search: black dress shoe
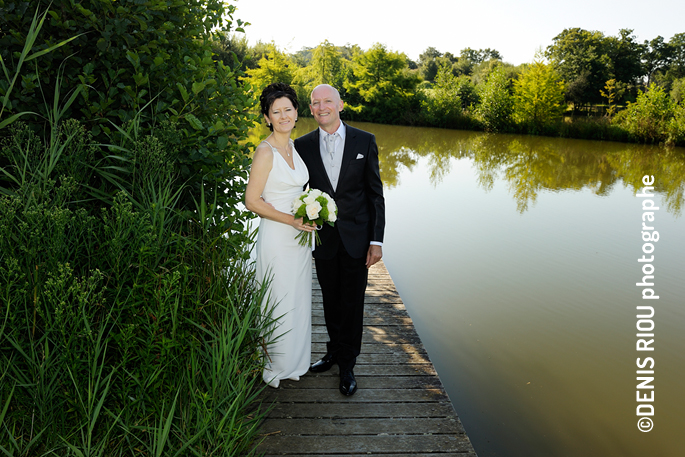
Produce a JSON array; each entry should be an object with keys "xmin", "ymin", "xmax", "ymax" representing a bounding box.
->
[
  {"xmin": 309, "ymin": 353, "xmax": 336, "ymax": 373},
  {"xmin": 339, "ymin": 370, "xmax": 357, "ymax": 396}
]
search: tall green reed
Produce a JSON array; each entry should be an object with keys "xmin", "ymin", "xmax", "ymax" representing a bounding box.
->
[{"xmin": 1, "ymin": 105, "xmax": 267, "ymax": 457}]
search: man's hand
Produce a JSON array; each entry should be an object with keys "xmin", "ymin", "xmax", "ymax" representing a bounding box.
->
[{"xmin": 366, "ymin": 244, "xmax": 382, "ymax": 269}]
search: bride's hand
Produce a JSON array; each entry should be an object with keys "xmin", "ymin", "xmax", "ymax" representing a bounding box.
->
[{"xmin": 292, "ymin": 217, "xmax": 316, "ymax": 232}]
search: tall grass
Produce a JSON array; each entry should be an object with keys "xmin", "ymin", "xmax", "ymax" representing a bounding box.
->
[
  {"xmin": 2, "ymin": 7, "xmax": 268, "ymax": 453},
  {"xmin": 0, "ymin": 115, "xmax": 269, "ymax": 455}
]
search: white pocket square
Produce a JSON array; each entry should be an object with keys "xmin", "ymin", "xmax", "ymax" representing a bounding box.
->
[{"xmin": 356, "ymin": 154, "xmax": 364, "ymax": 159}]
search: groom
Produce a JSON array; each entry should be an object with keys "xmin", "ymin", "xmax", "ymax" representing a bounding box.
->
[{"xmin": 294, "ymin": 84, "xmax": 385, "ymax": 396}]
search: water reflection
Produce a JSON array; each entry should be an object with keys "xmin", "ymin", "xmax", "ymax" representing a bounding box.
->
[{"xmin": 361, "ymin": 120, "xmax": 685, "ymax": 216}]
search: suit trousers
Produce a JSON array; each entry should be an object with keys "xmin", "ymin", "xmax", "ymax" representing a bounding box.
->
[{"xmin": 315, "ymin": 243, "xmax": 368, "ymax": 372}]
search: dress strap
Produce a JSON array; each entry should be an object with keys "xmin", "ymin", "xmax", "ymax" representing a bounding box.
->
[
  {"xmin": 263, "ymin": 139, "xmax": 293, "ymax": 149},
  {"xmin": 262, "ymin": 140, "xmax": 277, "ymax": 151}
]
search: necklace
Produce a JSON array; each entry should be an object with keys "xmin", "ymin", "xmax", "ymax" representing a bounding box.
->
[{"xmin": 269, "ymin": 137, "xmax": 291, "ymax": 157}]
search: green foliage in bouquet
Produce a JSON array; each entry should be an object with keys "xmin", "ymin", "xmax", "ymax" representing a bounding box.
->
[{"xmin": 292, "ymin": 189, "xmax": 337, "ymax": 246}]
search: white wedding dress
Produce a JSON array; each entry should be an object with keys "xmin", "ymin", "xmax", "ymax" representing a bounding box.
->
[{"xmin": 255, "ymin": 140, "xmax": 311, "ymax": 388}]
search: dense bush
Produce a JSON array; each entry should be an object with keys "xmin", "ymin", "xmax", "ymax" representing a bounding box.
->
[
  {"xmin": 667, "ymin": 103, "xmax": 685, "ymax": 145},
  {"xmin": 613, "ymin": 84, "xmax": 674, "ymax": 143},
  {"xmin": 0, "ymin": 0, "xmax": 255, "ymax": 234},
  {"xmin": 0, "ymin": 120, "xmax": 269, "ymax": 455},
  {"xmin": 418, "ymin": 65, "xmax": 462, "ymax": 128},
  {"xmin": 1, "ymin": 2, "xmax": 269, "ymax": 455},
  {"xmin": 476, "ymin": 66, "xmax": 514, "ymax": 132}
]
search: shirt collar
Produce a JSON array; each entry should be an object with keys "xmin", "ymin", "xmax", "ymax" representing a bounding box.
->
[{"xmin": 319, "ymin": 122, "xmax": 346, "ymax": 142}]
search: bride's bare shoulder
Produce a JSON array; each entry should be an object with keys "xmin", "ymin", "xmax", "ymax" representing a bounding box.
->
[{"xmin": 252, "ymin": 142, "xmax": 274, "ymax": 165}]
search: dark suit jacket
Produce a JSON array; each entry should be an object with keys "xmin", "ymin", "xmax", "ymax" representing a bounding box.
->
[{"xmin": 294, "ymin": 123, "xmax": 385, "ymax": 260}]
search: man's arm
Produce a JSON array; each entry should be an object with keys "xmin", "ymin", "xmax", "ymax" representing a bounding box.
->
[
  {"xmin": 364, "ymin": 133, "xmax": 385, "ymax": 244},
  {"xmin": 365, "ymin": 133, "xmax": 385, "ymax": 268}
]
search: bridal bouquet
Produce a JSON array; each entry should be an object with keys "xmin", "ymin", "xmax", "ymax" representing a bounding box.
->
[{"xmin": 292, "ymin": 188, "xmax": 337, "ymax": 247}]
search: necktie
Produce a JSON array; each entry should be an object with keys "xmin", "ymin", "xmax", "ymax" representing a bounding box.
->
[{"xmin": 325, "ymin": 133, "xmax": 337, "ymax": 162}]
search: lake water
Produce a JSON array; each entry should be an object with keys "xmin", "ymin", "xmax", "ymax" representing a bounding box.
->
[{"xmin": 286, "ymin": 118, "xmax": 685, "ymax": 457}]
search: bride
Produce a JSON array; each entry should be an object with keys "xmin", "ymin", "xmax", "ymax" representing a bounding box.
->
[{"xmin": 245, "ymin": 83, "xmax": 315, "ymax": 388}]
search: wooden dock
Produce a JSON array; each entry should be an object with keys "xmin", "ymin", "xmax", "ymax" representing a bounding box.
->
[{"xmin": 255, "ymin": 260, "xmax": 478, "ymax": 456}]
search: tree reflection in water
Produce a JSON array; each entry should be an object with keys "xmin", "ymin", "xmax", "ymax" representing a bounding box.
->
[
  {"xmin": 362, "ymin": 121, "xmax": 685, "ymax": 216},
  {"xmin": 251, "ymin": 117, "xmax": 684, "ymax": 216}
]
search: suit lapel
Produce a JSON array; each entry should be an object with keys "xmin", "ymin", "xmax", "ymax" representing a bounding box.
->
[{"xmin": 338, "ymin": 123, "xmax": 357, "ymax": 187}]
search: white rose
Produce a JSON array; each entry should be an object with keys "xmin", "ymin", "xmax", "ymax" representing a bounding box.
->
[
  {"xmin": 309, "ymin": 189, "xmax": 322, "ymax": 199},
  {"xmin": 303, "ymin": 194, "xmax": 316, "ymax": 205},
  {"xmin": 327, "ymin": 206, "xmax": 337, "ymax": 222},
  {"xmin": 292, "ymin": 199, "xmax": 302, "ymax": 214},
  {"xmin": 306, "ymin": 201, "xmax": 322, "ymax": 220}
]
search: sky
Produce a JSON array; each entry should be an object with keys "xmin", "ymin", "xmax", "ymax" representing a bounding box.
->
[{"xmin": 230, "ymin": 0, "xmax": 685, "ymax": 65}]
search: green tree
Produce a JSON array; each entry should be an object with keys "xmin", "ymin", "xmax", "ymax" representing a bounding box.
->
[
  {"xmin": 513, "ymin": 59, "xmax": 566, "ymax": 129},
  {"xmin": 668, "ymin": 33, "xmax": 685, "ymax": 79},
  {"xmin": 295, "ymin": 40, "xmax": 346, "ymax": 92},
  {"xmin": 600, "ymin": 79, "xmax": 626, "ymax": 117},
  {"xmin": 455, "ymin": 75, "xmax": 480, "ymax": 109},
  {"xmin": 605, "ymin": 29, "xmax": 645, "ymax": 99},
  {"xmin": 242, "ymin": 43, "xmax": 295, "ymax": 89},
  {"xmin": 418, "ymin": 47, "xmax": 443, "ymax": 81},
  {"xmin": 476, "ymin": 66, "xmax": 514, "ymax": 132},
  {"xmin": 454, "ymin": 47, "xmax": 503, "ymax": 77},
  {"xmin": 211, "ymin": 32, "xmax": 259, "ymax": 71},
  {"xmin": 653, "ymin": 33, "xmax": 685, "ymax": 88},
  {"xmin": 546, "ymin": 28, "xmax": 613, "ymax": 106},
  {"xmin": 344, "ymin": 43, "xmax": 420, "ymax": 124},
  {"xmin": 291, "ymin": 46, "xmax": 314, "ymax": 67},
  {"xmin": 671, "ymin": 77, "xmax": 685, "ymax": 104},
  {"xmin": 422, "ymin": 63, "xmax": 462, "ymax": 127},
  {"xmin": 292, "ymin": 40, "xmax": 348, "ymax": 116},
  {"xmin": 470, "ymin": 59, "xmax": 518, "ymax": 87},
  {"xmin": 642, "ymin": 36, "xmax": 673, "ymax": 85}
]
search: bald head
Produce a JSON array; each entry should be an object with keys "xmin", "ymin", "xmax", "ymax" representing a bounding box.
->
[
  {"xmin": 311, "ymin": 84, "xmax": 341, "ymax": 103},
  {"xmin": 310, "ymin": 84, "xmax": 344, "ymax": 133}
]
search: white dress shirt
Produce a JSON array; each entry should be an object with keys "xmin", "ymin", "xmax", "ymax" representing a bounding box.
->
[{"xmin": 318, "ymin": 123, "xmax": 346, "ymax": 192}]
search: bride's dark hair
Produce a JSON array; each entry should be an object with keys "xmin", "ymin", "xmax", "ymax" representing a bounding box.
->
[{"xmin": 260, "ymin": 82, "xmax": 299, "ymax": 131}]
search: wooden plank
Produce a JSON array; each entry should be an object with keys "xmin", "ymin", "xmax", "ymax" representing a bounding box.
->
[
  {"xmin": 338, "ymin": 364, "xmax": 438, "ymax": 376},
  {"xmin": 313, "ymin": 306, "xmax": 412, "ymax": 319},
  {"xmin": 276, "ymin": 375, "xmax": 442, "ymax": 390},
  {"xmin": 256, "ymin": 435, "xmax": 475, "ymax": 454},
  {"xmin": 265, "ymin": 401, "xmax": 457, "ymax": 419},
  {"xmin": 264, "ymin": 387, "xmax": 449, "ymax": 403},
  {"xmin": 313, "ymin": 332, "xmax": 422, "ymax": 345},
  {"xmin": 312, "ymin": 325, "xmax": 418, "ymax": 336},
  {"xmin": 311, "ymin": 342, "xmax": 427, "ymax": 354},
  {"xmin": 313, "ymin": 296, "xmax": 404, "ymax": 304},
  {"xmin": 262, "ymin": 454, "xmax": 478, "ymax": 457},
  {"xmin": 260, "ymin": 417, "xmax": 467, "ymax": 435},
  {"xmin": 309, "ymin": 350, "xmax": 433, "ymax": 364},
  {"xmin": 322, "ymin": 352, "xmax": 434, "ymax": 365},
  {"xmin": 313, "ymin": 315, "xmax": 415, "ymax": 326}
]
